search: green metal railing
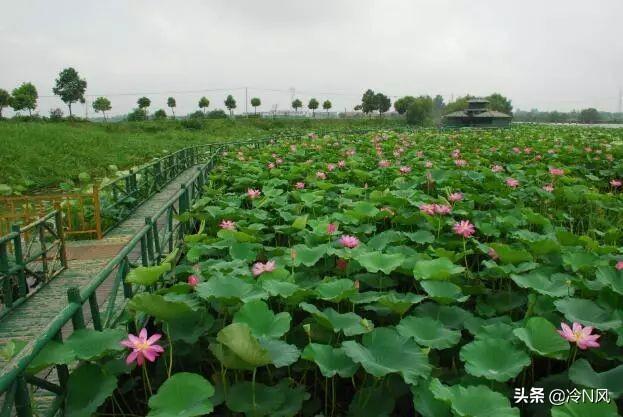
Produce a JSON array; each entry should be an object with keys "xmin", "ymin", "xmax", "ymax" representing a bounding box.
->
[{"xmin": 0, "ymin": 211, "xmax": 67, "ymax": 318}]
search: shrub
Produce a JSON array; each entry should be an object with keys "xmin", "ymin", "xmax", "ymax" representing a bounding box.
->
[
  {"xmin": 126, "ymin": 108, "xmax": 148, "ymax": 122},
  {"xmin": 49, "ymin": 108, "xmax": 64, "ymax": 121}
]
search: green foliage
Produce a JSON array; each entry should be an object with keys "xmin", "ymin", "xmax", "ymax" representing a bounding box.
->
[
  {"xmin": 291, "ymin": 98, "xmax": 302, "ymax": 112},
  {"xmin": 394, "ymin": 96, "xmax": 416, "ymax": 115},
  {"xmin": 579, "ymin": 107, "xmax": 600, "ymax": 123},
  {"xmin": 53, "ymin": 67, "xmax": 87, "ymax": 117},
  {"xmin": 127, "ymin": 107, "xmax": 148, "ymax": 121},
  {"xmin": 92, "ymin": 97, "xmax": 112, "ymax": 121},
  {"xmin": 11, "ymin": 82, "xmax": 38, "ymax": 116},
  {"xmin": 487, "ymin": 92, "xmax": 513, "ymax": 114},
  {"xmin": 375, "ymin": 92, "xmax": 391, "ymax": 116},
  {"xmin": 250, "ymin": 97, "xmax": 261, "ymax": 113},
  {"xmin": 224, "ymin": 94, "xmax": 237, "ymax": 115},
  {"xmin": 167, "ymin": 97, "xmax": 176, "ymax": 117},
  {"xmin": 322, "ymin": 99, "xmax": 332, "ymax": 112},
  {"xmin": 361, "ymin": 89, "xmax": 377, "ymax": 114},
  {"xmin": 0, "ymin": 88, "xmax": 10, "ymax": 118},
  {"xmin": 307, "ymin": 98, "xmax": 319, "ymax": 116},
  {"xmin": 405, "ymin": 95, "xmax": 434, "ymax": 125},
  {"xmin": 152, "ymin": 109, "xmax": 167, "ymax": 120},
  {"xmin": 198, "ymin": 96, "xmax": 210, "ymax": 112},
  {"xmin": 137, "ymin": 96, "xmax": 151, "ymax": 110},
  {"xmin": 147, "ymin": 373, "xmax": 215, "ymax": 417}
]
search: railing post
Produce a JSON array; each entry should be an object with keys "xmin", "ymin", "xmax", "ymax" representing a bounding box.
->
[
  {"xmin": 14, "ymin": 376, "xmax": 33, "ymax": 417},
  {"xmin": 0, "ymin": 240, "xmax": 13, "ymax": 308},
  {"xmin": 140, "ymin": 235, "xmax": 149, "ymax": 267},
  {"xmin": 156, "ymin": 161, "xmax": 163, "ymax": 189},
  {"xmin": 145, "ymin": 217, "xmax": 156, "ymax": 264},
  {"xmin": 67, "ymin": 287, "xmax": 85, "ymax": 330},
  {"xmin": 38, "ymin": 222, "xmax": 48, "ymax": 280},
  {"xmin": 178, "ymin": 184, "xmax": 190, "ymax": 237},
  {"xmin": 92, "ymin": 184, "xmax": 103, "ymax": 240},
  {"xmin": 89, "ymin": 292, "xmax": 103, "ymax": 331},
  {"xmin": 54, "ymin": 208, "xmax": 68, "ymax": 269},
  {"xmin": 10, "ymin": 225, "xmax": 28, "ymax": 298},
  {"xmin": 53, "ymin": 331, "xmax": 69, "ymax": 390},
  {"xmin": 167, "ymin": 207, "xmax": 174, "ymax": 253},
  {"xmin": 147, "ymin": 217, "xmax": 162, "ymax": 261}
]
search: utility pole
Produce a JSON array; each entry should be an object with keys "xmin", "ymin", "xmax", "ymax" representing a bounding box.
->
[{"xmin": 245, "ymin": 87, "xmax": 248, "ymax": 116}]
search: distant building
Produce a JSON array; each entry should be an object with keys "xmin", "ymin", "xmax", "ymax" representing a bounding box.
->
[{"xmin": 443, "ymin": 98, "xmax": 512, "ymax": 128}]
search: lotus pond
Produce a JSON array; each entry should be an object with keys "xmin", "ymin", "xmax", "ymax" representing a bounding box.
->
[{"xmin": 25, "ymin": 126, "xmax": 623, "ymax": 416}]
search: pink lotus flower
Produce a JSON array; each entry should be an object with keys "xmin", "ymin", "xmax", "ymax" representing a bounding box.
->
[
  {"xmin": 327, "ymin": 223, "xmax": 337, "ymax": 234},
  {"xmin": 378, "ymin": 159, "xmax": 391, "ymax": 168},
  {"xmin": 252, "ymin": 260, "xmax": 276, "ymax": 277},
  {"xmin": 267, "ymin": 162, "xmax": 275, "ymax": 169},
  {"xmin": 506, "ymin": 178, "xmax": 520, "ymax": 188},
  {"xmin": 247, "ymin": 189, "xmax": 261, "ymax": 199},
  {"xmin": 491, "ymin": 165, "xmax": 504, "ymax": 173},
  {"xmin": 295, "ymin": 182, "xmax": 305, "ymax": 189},
  {"xmin": 524, "ymin": 147, "xmax": 532, "ymax": 154},
  {"xmin": 316, "ymin": 171, "xmax": 327, "ymax": 180},
  {"xmin": 275, "ymin": 158, "xmax": 283, "ymax": 165},
  {"xmin": 120, "ymin": 328, "xmax": 164, "ymax": 366},
  {"xmin": 425, "ymin": 161, "xmax": 433, "ymax": 168},
  {"xmin": 448, "ymin": 192, "xmax": 463, "ymax": 203},
  {"xmin": 610, "ymin": 179, "xmax": 622, "ymax": 188},
  {"xmin": 549, "ymin": 168, "xmax": 564, "ymax": 176},
  {"xmin": 535, "ymin": 154, "xmax": 542, "ymax": 160},
  {"xmin": 453, "ymin": 220, "xmax": 475, "ymax": 238},
  {"xmin": 399, "ymin": 166, "xmax": 412, "ymax": 175},
  {"xmin": 558, "ymin": 322, "xmax": 600, "ymax": 350},
  {"xmin": 219, "ymin": 220, "xmax": 236, "ymax": 230},
  {"xmin": 336, "ymin": 258, "xmax": 348, "ymax": 270},
  {"xmin": 543, "ymin": 184, "xmax": 554, "ymax": 193},
  {"xmin": 454, "ymin": 159, "xmax": 467, "ymax": 167},
  {"xmin": 327, "ymin": 163, "xmax": 336, "ymax": 171},
  {"xmin": 187, "ymin": 275, "xmax": 199, "ymax": 287},
  {"xmin": 339, "ymin": 235, "xmax": 360, "ymax": 248},
  {"xmin": 419, "ymin": 203, "xmax": 437, "ymax": 216},
  {"xmin": 434, "ymin": 204, "xmax": 452, "ymax": 215},
  {"xmin": 512, "ymin": 147, "xmax": 521, "ymax": 154},
  {"xmin": 615, "ymin": 261, "xmax": 623, "ymax": 270},
  {"xmin": 290, "ymin": 144, "xmax": 297, "ymax": 152},
  {"xmin": 417, "ymin": 151, "xmax": 424, "ymax": 158},
  {"xmin": 338, "ymin": 160, "xmax": 346, "ymax": 168}
]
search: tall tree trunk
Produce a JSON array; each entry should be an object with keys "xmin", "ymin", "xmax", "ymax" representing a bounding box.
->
[
  {"xmin": 103, "ymin": 111, "xmax": 107, "ymax": 122},
  {"xmin": 69, "ymin": 103, "xmax": 72, "ymax": 117}
]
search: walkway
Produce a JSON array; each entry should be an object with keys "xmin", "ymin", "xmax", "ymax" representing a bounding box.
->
[{"xmin": 0, "ymin": 166, "xmax": 199, "ymax": 372}]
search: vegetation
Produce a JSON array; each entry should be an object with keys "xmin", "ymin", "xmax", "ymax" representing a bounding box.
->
[
  {"xmin": 225, "ymin": 95, "xmax": 237, "ymax": 116},
  {"xmin": 251, "ymin": 97, "xmax": 261, "ymax": 114},
  {"xmin": 199, "ymin": 96, "xmax": 210, "ymax": 113},
  {"xmin": 52, "ymin": 67, "xmax": 87, "ymax": 117},
  {"xmin": 323, "ymin": 99, "xmax": 332, "ymax": 114},
  {"xmin": 308, "ymin": 98, "xmax": 319, "ymax": 116},
  {"xmin": 405, "ymin": 96, "xmax": 434, "ymax": 126},
  {"xmin": 11, "ymin": 82, "xmax": 38, "ymax": 116},
  {"xmin": 167, "ymin": 97, "xmax": 177, "ymax": 118},
  {"xmin": 0, "ymin": 89, "xmax": 10, "ymax": 118},
  {"xmin": 0, "ymin": 118, "xmax": 405, "ymax": 193},
  {"xmin": 21, "ymin": 126, "xmax": 623, "ymax": 417},
  {"xmin": 292, "ymin": 98, "xmax": 302, "ymax": 112},
  {"xmin": 444, "ymin": 93, "xmax": 513, "ymax": 115},
  {"xmin": 92, "ymin": 97, "xmax": 112, "ymax": 121}
]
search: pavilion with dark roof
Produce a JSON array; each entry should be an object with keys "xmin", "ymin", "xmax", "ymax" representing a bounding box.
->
[{"xmin": 443, "ymin": 98, "xmax": 512, "ymax": 128}]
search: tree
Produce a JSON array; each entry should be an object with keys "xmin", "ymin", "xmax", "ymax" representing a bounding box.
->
[
  {"xmin": 394, "ymin": 96, "xmax": 416, "ymax": 115},
  {"xmin": 375, "ymin": 93, "xmax": 391, "ymax": 117},
  {"xmin": 579, "ymin": 108, "xmax": 600, "ymax": 123},
  {"xmin": 92, "ymin": 97, "xmax": 111, "ymax": 121},
  {"xmin": 250, "ymin": 97, "xmax": 261, "ymax": 114},
  {"xmin": 361, "ymin": 89, "xmax": 377, "ymax": 115},
  {"xmin": 153, "ymin": 109, "xmax": 167, "ymax": 120},
  {"xmin": 487, "ymin": 93, "xmax": 513, "ymax": 114},
  {"xmin": 406, "ymin": 96, "xmax": 434, "ymax": 126},
  {"xmin": 354, "ymin": 104, "xmax": 363, "ymax": 111},
  {"xmin": 308, "ymin": 98, "xmax": 319, "ymax": 117},
  {"xmin": 11, "ymin": 82, "xmax": 38, "ymax": 116},
  {"xmin": 444, "ymin": 95, "xmax": 472, "ymax": 114},
  {"xmin": 167, "ymin": 97, "xmax": 176, "ymax": 118},
  {"xmin": 225, "ymin": 95, "xmax": 237, "ymax": 116},
  {"xmin": 49, "ymin": 108, "xmax": 64, "ymax": 121},
  {"xmin": 127, "ymin": 108, "xmax": 148, "ymax": 121},
  {"xmin": 433, "ymin": 95, "xmax": 446, "ymax": 113},
  {"xmin": 198, "ymin": 97, "xmax": 210, "ymax": 114},
  {"xmin": 137, "ymin": 97, "xmax": 151, "ymax": 118},
  {"xmin": 292, "ymin": 98, "xmax": 302, "ymax": 113},
  {"xmin": 53, "ymin": 68, "xmax": 87, "ymax": 117},
  {"xmin": 0, "ymin": 89, "xmax": 10, "ymax": 118},
  {"xmin": 323, "ymin": 100, "xmax": 332, "ymax": 115}
]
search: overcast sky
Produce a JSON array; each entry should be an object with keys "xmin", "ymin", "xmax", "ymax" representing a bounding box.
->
[{"xmin": 1, "ymin": 0, "xmax": 622, "ymax": 117}]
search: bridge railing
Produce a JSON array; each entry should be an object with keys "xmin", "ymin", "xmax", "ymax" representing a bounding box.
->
[{"xmin": 0, "ymin": 210, "xmax": 67, "ymax": 319}]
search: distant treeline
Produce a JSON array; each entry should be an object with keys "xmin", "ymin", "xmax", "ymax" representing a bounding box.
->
[{"xmin": 513, "ymin": 109, "xmax": 623, "ymax": 124}]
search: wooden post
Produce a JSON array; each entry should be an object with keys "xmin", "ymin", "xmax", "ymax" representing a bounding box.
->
[
  {"xmin": 10, "ymin": 225, "xmax": 28, "ymax": 298},
  {"xmin": 145, "ymin": 218, "xmax": 155, "ymax": 264},
  {"xmin": 140, "ymin": 235, "xmax": 149, "ymax": 267},
  {"xmin": 92, "ymin": 185, "xmax": 103, "ymax": 240},
  {"xmin": 88, "ymin": 292, "xmax": 102, "ymax": 331},
  {"xmin": 38, "ymin": 222, "xmax": 48, "ymax": 279},
  {"xmin": 54, "ymin": 208, "xmax": 67, "ymax": 269},
  {"xmin": 67, "ymin": 287, "xmax": 85, "ymax": 330},
  {"xmin": 14, "ymin": 376, "xmax": 33, "ymax": 417},
  {"xmin": 0, "ymin": 241, "xmax": 13, "ymax": 308}
]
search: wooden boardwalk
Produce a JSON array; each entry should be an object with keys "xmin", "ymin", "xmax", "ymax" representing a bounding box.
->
[{"xmin": 0, "ymin": 167, "xmax": 199, "ymax": 374}]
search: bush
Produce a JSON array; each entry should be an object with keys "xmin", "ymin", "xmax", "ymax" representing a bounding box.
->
[
  {"xmin": 49, "ymin": 108, "xmax": 64, "ymax": 121},
  {"xmin": 152, "ymin": 109, "xmax": 167, "ymax": 120},
  {"xmin": 206, "ymin": 109, "xmax": 228, "ymax": 119},
  {"xmin": 406, "ymin": 96, "xmax": 434, "ymax": 126},
  {"xmin": 180, "ymin": 118, "xmax": 203, "ymax": 130},
  {"xmin": 187, "ymin": 110, "xmax": 205, "ymax": 120},
  {"xmin": 126, "ymin": 108, "xmax": 148, "ymax": 122}
]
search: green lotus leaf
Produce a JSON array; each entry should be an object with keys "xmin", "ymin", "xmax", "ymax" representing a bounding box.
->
[
  {"xmin": 595, "ymin": 266, "xmax": 623, "ymax": 295},
  {"xmin": 216, "ymin": 323, "xmax": 271, "ymax": 367},
  {"xmin": 413, "ymin": 257, "xmax": 465, "ymax": 280},
  {"xmin": 355, "ymin": 251, "xmax": 406, "ymax": 274},
  {"xmin": 397, "ymin": 316, "xmax": 461, "ymax": 349},
  {"xmin": 126, "ymin": 262, "xmax": 171, "ymax": 285},
  {"xmin": 569, "ymin": 359, "xmax": 623, "ymax": 398},
  {"xmin": 554, "ymin": 298, "xmax": 622, "ymax": 330},
  {"xmin": 348, "ymin": 386, "xmax": 396, "ymax": 417},
  {"xmin": 229, "ymin": 242, "xmax": 260, "ymax": 261},
  {"xmin": 404, "ymin": 230, "xmax": 435, "ymax": 245},
  {"xmin": 489, "ymin": 243, "xmax": 533, "ymax": 265},
  {"xmin": 550, "ymin": 401, "xmax": 619, "ymax": 417},
  {"xmin": 411, "ymin": 384, "xmax": 451, "ymax": 417},
  {"xmin": 65, "ymin": 328, "xmax": 126, "ymax": 360},
  {"xmin": 147, "ymin": 372, "xmax": 215, "ymax": 417},
  {"xmin": 66, "ymin": 364, "xmax": 117, "ymax": 417},
  {"xmin": 368, "ymin": 291, "xmax": 426, "ymax": 315},
  {"xmin": 165, "ymin": 309, "xmax": 214, "ymax": 343},
  {"xmin": 226, "ymin": 380, "xmax": 308, "ymax": 417},
  {"xmin": 196, "ymin": 275, "xmax": 262, "ymax": 302},
  {"xmin": 413, "ymin": 303, "xmax": 473, "ymax": 329},
  {"xmin": 260, "ymin": 279, "xmax": 300, "ymax": 298},
  {"xmin": 511, "ymin": 270, "xmax": 572, "ymax": 298},
  {"xmin": 301, "ymin": 343, "xmax": 359, "ymax": 378},
  {"xmin": 420, "ymin": 280, "xmax": 467, "ymax": 304},
  {"xmin": 128, "ymin": 293, "xmax": 195, "ymax": 321},
  {"xmin": 342, "ymin": 327, "xmax": 431, "ymax": 384},
  {"xmin": 460, "ymin": 338, "xmax": 531, "ymax": 382},
  {"xmin": 259, "ymin": 338, "xmax": 300, "ymax": 367},
  {"xmin": 291, "ymin": 214, "xmax": 308, "ymax": 230},
  {"xmin": 367, "ymin": 230, "xmax": 406, "ymax": 250},
  {"xmin": 562, "ymin": 251, "xmax": 599, "ymax": 272},
  {"xmin": 300, "ymin": 302, "xmax": 373, "ymax": 336},
  {"xmin": 429, "ymin": 378, "xmax": 520, "ymax": 417},
  {"xmin": 233, "ymin": 300, "xmax": 291, "ymax": 338},
  {"xmin": 315, "ymin": 279, "xmax": 357, "ymax": 302},
  {"xmin": 291, "ymin": 243, "xmax": 328, "ymax": 267},
  {"xmin": 28, "ymin": 341, "xmax": 76, "ymax": 373},
  {"xmin": 513, "ymin": 317, "xmax": 570, "ymax": 359}
]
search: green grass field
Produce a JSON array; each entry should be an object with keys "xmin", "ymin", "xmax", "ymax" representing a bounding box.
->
[{"xmin": 0, "ymin": 118, "xmax": 405, "ymax": 193}]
